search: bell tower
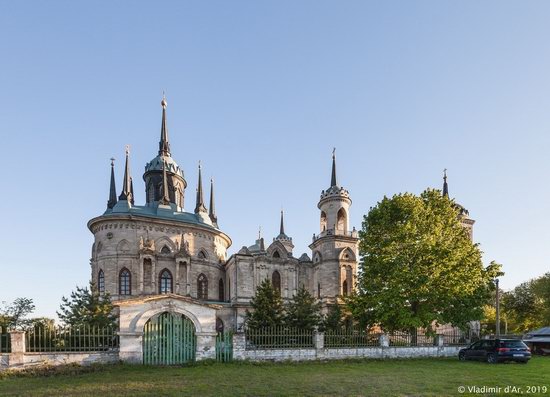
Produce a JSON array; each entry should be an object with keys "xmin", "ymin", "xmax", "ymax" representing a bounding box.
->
[{"xmin": 309, "ymin": 149, "xmax": 359, "ymax": 306}]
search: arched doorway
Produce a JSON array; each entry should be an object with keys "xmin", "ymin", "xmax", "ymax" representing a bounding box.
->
[{"xmin": 143, "ymin": 311, "xmax": 196, "ymax": 365}]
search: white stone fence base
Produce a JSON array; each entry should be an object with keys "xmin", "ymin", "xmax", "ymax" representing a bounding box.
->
[
  {"xmin": 232, "ymin": 332, "xmax": 465, "ymax": 362},
  {"xmin": 1, "ymin": 330, "xmax": 118, "ymax": 370}
]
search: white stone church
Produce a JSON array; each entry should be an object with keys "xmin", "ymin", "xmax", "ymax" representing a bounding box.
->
[{"xmin": 88, "ymin": 97, "xmax": 364, "ymax": 336}]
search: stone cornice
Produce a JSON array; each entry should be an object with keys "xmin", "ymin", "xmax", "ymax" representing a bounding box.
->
[{"xmin": 88, "ymin": 214, "xmax": 232, "ymax": 247}]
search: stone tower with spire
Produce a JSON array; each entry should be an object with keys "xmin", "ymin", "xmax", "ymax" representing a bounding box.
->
[
  {"xmin": 309, "ymin": 149, "xmax": 359, "ymax": 307},
  {"xmin": 143, "ymin": 96, "xmax": 187, "ymax": 211},
  {"xmin": 442, "ymin": 169, "xmax": 475, "ymax": 240}
]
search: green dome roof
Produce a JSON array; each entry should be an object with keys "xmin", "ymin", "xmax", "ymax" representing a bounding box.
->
[{"xmin": 144, "ymin": 155, "xmax": 184, "ymax": 179}]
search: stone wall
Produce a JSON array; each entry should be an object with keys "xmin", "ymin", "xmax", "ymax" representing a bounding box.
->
[
  {"xmin": 232, "ymin": 333, "xmax": 464, "ymax": 362},
  {"xmin": 1, "ymin": 352, "xmax": 119, "ymax": 369}
]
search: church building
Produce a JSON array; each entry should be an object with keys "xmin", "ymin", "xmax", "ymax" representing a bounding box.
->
[{"xmin": 87, "ymin": 96, "xmax": 361, "ymax": 332}]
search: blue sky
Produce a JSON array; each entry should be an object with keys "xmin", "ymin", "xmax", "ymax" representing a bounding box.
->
[{"xmin": 1, "ymin": 1, "xmax": 549, "ymax": 319}]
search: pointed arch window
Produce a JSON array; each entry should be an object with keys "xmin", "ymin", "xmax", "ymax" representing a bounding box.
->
[
  {"xmin": 218, "ymin": 278, "xmax": 225, "ymax": 301},
  {"xmin": 342, "ymin": 280, "xmax": 348, "ymax": 296},
  {"xmin": 197, "ymin": 273, "xmax": 208, "ymax": 300},
  {"xmin": 337, "ymin": 208, "xmax": 347, "ymax": 232},
  {"xmin": 161, "ymin": 245, "xmax": 171, "ymax": 255},
  {"xmin": 198, "ymin": 250, "xmax": 207, "ymax": 260},
  {"xmin": 119, "ymin": 268, "xmax": 131, "ymax": 296},
  {"xmin": 159, "ymin": 269, "xmax": 173, "ymax": 294},
  {"xmin": 272, "ymin": 271, "xmax": 281, "ymax": 295},
  {"xmin": 273, "ymin": 250, "xmax": 281, "ymax": 259},
  {"xmin": 98, "ymin": 269, "xmax": 105, "ymax": 295},
  {"xmin": 320, "ymin": 211, "xmax": 327, "ymax": 232}
]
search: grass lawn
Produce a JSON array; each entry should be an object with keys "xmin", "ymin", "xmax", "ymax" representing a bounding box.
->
[{"xmin": 0, "ymin": 357, "xmax": 549, "ymax": 397}]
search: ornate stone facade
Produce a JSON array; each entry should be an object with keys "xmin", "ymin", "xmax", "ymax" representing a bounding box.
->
[{"xmin": 88, "ymin": 97, "xmax": 472, "ymax": 332}]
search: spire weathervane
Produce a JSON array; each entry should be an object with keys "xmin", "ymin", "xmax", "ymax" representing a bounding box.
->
[
  {"xmin": 331, "ymin": 147, "xmax": 338, "ymax": 187},
  {"xmin": 443, "ymin": 168, "xmax": 449, "ymax": 197},
  {"xmin": 159, "ymin": 93, "xmax": 170, "ymax": 156},
  {"xmin": 107, "ymin": 157, "xmax": 118, "ymax": 209}
]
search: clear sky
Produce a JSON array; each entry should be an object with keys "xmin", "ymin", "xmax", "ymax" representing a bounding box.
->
[{"xmin": 1, "ymin": 1, "xmax": 549, "ymax": 319}]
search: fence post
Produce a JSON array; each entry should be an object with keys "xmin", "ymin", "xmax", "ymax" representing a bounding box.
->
[
  {"xmin": 8, "ymin": 330, "xmax": 26, "ymax": 367},
  {"xmin": 232, "ymin": 332, "xmax": 246, "ymax": 360},
  {"xmin": 379, "ymin": 334, "xmax": 389, "ymax": 347},
  {"xmin": 314, "ymin": 331, "xmax": 325, "ymax": 360},
  {"xmin": 435, "ymin": 334, "xmax": 444, "ymax": 347}
]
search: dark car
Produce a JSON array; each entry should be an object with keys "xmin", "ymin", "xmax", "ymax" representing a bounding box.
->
[{"xmin": 458, "ymin": 339, "xmax": 531, "ymax": 363}]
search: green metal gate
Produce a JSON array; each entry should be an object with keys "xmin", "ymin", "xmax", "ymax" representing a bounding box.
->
[
  {"xmin": 216, "ymin": 331, "xmax": 233, "ymax": 362},
  {"xmin": 143, "ymin": 312, "xmax": 196, "ymax": 365}
]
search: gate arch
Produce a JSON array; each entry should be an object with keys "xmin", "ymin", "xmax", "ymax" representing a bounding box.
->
[{"xmin": 143, "ymin": 311, "xmax": 196, "ymax": 365}]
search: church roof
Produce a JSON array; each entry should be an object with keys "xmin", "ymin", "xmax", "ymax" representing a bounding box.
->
[
  {"xmin": 144, "ymin": 154, "xmax": 184, "ymax": 178},
  {"xmin": 102, "ymin": 203, "xmax": 219, "ymax": 230}
]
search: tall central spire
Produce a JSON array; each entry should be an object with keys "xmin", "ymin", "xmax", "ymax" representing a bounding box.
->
[
  {"xmin": 119, "ymin": 146, "xmax": 133, "ymax": 203},
  {"xmin": 158, "ymin": 94, "xmax": 171, "ymax": 157},
  {"xmin": 279, "ymin": 210, "xmax": 285, "ymax": 235},
  {"xmin": 331, "ymin": 148, "xmax": 338, "ymax": 187},
  {"xmin": 443, "ymin": 168, "xmax": 449, "ymax": 197},
  {"xmin": 195, "ymin": 161, "xmax": 207, "ymax": 213},
  {"xmin": 107, "ymin": 158, "xmax": 117, "ymax": 209}
]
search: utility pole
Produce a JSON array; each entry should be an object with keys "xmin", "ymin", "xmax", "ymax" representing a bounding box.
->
[{"xmin": 495, "ymin": 278, "xmax": 500, "ymax": 337}]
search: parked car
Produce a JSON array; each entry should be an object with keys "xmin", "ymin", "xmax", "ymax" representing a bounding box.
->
[{"xmin": 458, "ymin": 339, "xmax": 531, "ymax": 363}]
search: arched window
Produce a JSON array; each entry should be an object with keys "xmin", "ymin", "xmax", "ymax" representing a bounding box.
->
[
  {"xmin": 342, "ymin": 280, "xmax": 348, "ymax": 296},
  {"xmin": 119, "ymin": 268, "xmax": 131, "ymax": 296},
  {"xmin": 197, "ymin": 274, "xmax": 208, "ymax": 299},
  {"xmin": 98, "ymin": 269, "xmax": 105, "ymax": 294},
  {"xmin": 147, "ymin": 181, "xmax": 155, "ymax": 203},
  {"xmin": 320, "ymin": 211, "xmax": 327, "ymax": 231},
  {"xmin": 218, "ymin": 278, "xmax": 225, "ymax": 301},
  {"xmin": 337, "ymin": 208, "xmax": 347, "ymax": 232},
  {"xmin": 159, "ymin": 269, "xmax": 173, "ymax": 294},
  {"xmin": 272, "ymin": 271, "xmax": 281, "ymax": 295},
  {"xmin": 216, "ymin": 317, "xmax": 224, "ymax": 333},
  {"xmin": 161, "ymin": 245, "xmax": 171, "ymax": 255},
  {"xmin": 228, "ymin": 277, "xmax": 231, "ymax": 301},
  {"xmin": 272, "ymin": 250, "xmax": 280, "ymax": 258},
  {"xmin": 198, "ymin": 250, "xmax": 207, "ymax": 260}
]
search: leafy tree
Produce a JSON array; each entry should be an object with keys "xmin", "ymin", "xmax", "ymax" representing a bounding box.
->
[
  {"xmin": 57, "ymin": 283, "xmax": 117, "ymax": 328},
  {"xmin": 0, "ymin": 297, "xmax": 35, "ymax": 330},
  {"xmin": 245, "ymin": 279, "xmax": 284, "ymax": 329},
  {"xmin": 349, "ymin": 189, "xmax": 502, "ymax": 334},
  {"xmin": 284, "ymin": 285, "xmax": 321, "ymax": 331},
  {"xmin": 502, "ymin": 273, "xmax": 550, "ymax": 333}
]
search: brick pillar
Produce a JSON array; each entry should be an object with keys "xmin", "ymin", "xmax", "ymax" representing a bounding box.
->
[
  {"xmin": 232, "ymin": 332, "xmax": 246, "ymax": 360},
  {"xmin": 314, "ymin": 331, "xmax": 324, "ymax": 350},
  {"xmin": 196, "ymin": 332, "xmax": 217, "ymax": 361},
  {"xmin": 9, "ymin": 331, "xmax": 26, "ymax": 367},
  {"xmin": 118, "ymin": 331, "xmax": 143, "ymax": 363},
  {"xmin": 379, "ymin": 334, "xmax": 389, "ymax": 347}
]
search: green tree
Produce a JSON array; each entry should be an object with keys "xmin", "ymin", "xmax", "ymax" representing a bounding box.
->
[
  {"xmin": 503, "ymin": 273, "xmax": 550, "ymax": 333},
  {"xmin": 284, "ymin": 285, "xmax": 321, "ymax": 331},
  {"xmin": 321, "ymin": 304, "xmax": 345, "ymax": 332},
  {"xmin": 57, "ymin": 283, "xmax": 117, "ymax": 328},
  {"xmin": 245, "ymin": 279, "xmax": 284, "ymax": 329},
  {"xmin": 349, "ymin": 189, "xmax": 502, "ymax": 334},
  {"xmin": 0, "ymin": 297, "xmax": 35, "ymax": 330}
]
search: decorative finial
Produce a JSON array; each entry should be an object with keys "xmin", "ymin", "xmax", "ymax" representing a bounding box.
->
[
  {"xmin": 198, "ymin": 160, "xmax": 202, "ymax": 169},
  {"xmin": 332, "ymin": 147, "xmax": 336, "ymax": 159},
  {"xmin": 258, "ymin": 226, "xmax": 262, "ymax": 239},
  {"xmin": 161, "ymin": 91, "xmax": 167, "ymax": 109},
  {"xmin": 110, "ymin": 157, "xmax": 115, "ymax": 167},
  {"xmin": 442, "ymin": 168, "xmax": 449, "ymax": 197},
  {"xmin": 125, "ymin": 145, "xmax": 130, "ymax": 155},
  {"xmin": 444, "ymin": 168, "xmax": 447, "ymax": 180}
]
